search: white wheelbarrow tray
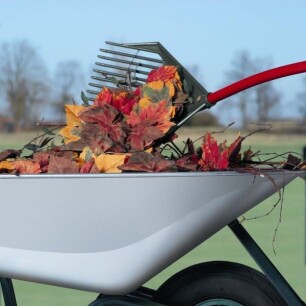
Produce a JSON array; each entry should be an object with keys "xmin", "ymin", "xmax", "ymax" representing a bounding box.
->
[{"xmin": 0, "ymin": 170, "xmax": 304, "ymax": 295}]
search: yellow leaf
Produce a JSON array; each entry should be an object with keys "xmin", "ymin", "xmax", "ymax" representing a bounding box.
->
[
  {"xmin": 94, "ymin": 154, "xmax": 126, "ymax": 173},
  {"xmin": 165, "ymin": 81, "xmax": 175, "ymax": 98},
  {"xmin": 59, "ymin": 126, "xmax": 82, "ymax": 144},
  {"xmin": 138, "ymin": 97, "xmax": 151, "ymax": 109},
  {"xmin": 59, "ymin": 104, "xmax": 86, "ymax": 144},
  {"xmin": 79, "ymin": 147, "xmax": 94, "ymax": 162},
  {"xmin": 65, "ymin": 105, "xmax": 86, "ymax": 127},
  {"xmin": 145, "ymin": 80, "xmax": 164, "ymax": 91},
  {"xmin": 0, "ymin": 160, "xmax": 15, "ymax": 172}
]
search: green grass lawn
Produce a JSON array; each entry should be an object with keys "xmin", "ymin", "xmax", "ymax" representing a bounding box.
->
[{"xmin": 0, "ymin": 130, "xmax": 305, "ymax": 305}]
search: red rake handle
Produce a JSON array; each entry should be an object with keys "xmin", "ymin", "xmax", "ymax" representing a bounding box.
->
[{"xmin": 207, "ymin": 61, "xmax": 306, "ymax": 104}]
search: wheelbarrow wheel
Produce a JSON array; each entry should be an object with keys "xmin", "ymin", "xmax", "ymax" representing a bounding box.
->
[{"xmin": 153, "ymin": 261, "xmax": 286, "ymax": 306}]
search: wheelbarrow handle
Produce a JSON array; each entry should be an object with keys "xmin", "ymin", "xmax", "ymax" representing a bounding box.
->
[{"xmin": 207, "ymin": 60, "xmax": 306, "ymax": 104}]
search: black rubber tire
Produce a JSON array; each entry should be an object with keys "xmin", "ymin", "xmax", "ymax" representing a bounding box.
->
[{"xmin": 153, "ymin": 261, "xmax": 287, "ymax": 306}]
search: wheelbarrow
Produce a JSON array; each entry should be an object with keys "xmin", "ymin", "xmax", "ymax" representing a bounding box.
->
[{"xmin": 0, "ymin": 42, "xmax": 306, "ymax": 306}]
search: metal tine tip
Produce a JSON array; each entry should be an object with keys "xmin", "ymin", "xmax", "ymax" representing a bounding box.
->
[
  {"xmin": 97, "ymin": 55, "xmax": 160, "ymax": 70},
  {"xmin": 100, "ymin": 48, "xmax": 163, "ymax": 64},
  {"xmin": 95, "ymin": 62, "xmax": 150, "ymax": 76},
  {"xmin": 86, "ymin": 88, "xmax": 119, "ymax": 96},
  {"xmin": 93, "ymin": 69, "xmax": 147, "ymax": 82}
]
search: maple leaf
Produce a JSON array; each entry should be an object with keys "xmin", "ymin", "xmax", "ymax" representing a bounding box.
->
[
  {"xmin": 199, "ymin": 133, "xmax": 229, "ymax": 171},
  {"xmin": 142, "ymin": 81, "xmax": 173, "ymax": 103},
  {"xmin": 80, "ymin": 123, "xmax": 114, "ymax": 153},
  {"xmin": 128, "ymin": 100, "xmax": 175, "ymax": 134},
  {"xmin": 33, "ymin": 152, "xmax": 50, "ymax": 172},
  {"xmin": 128, "ymin": 124, "xmax": 164, "ymax": 151},
  {"xmin": 59, "ymin": 104, "xmax": 86, "ymax": 143},
  {"xmin": 227, "ymin": 135, "xmax": 245, "ymax": 164},
  {"xmin": 176, "ymin": 155, "xmax": 199, "ymax": 171},
  {"xmin": 48, "ymin": 155, "xmax": 79, "ymax": 173},
  {"xmin": 79, "ymin": 104, "xmax": 129, "ymax": 149},
  {"xmin": 119, "ymin": 152, "xmax": 175, "ymax": 172},
  {"xmin": 94, "ymin": 87, "xmax": 113, "ymax": 106},
  {"xmin": 14, "ymin": 160, "xmax": 41, "ymax": 174},
  {"xmin": 127, "ymin": 100, "xmax": 175, "ymax": 151},
  {"xmin": 80, "ymin": 160, "xmax": 100, "ymax": 173},
  {"xmin": 94, "ymin": 87, "xmax": 138, "ymax": 115},
  {"xmin": 94, "ymin": 153, "xmax": 126, "ymax": 173},
  {"xmin": 147, "ymin": 66, "xmax": 179, "ymax": 83}
]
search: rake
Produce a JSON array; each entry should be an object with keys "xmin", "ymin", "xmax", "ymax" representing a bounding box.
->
[{"xmin": 87, "ymin": 41, "xmax": 306, "ymax": 140}]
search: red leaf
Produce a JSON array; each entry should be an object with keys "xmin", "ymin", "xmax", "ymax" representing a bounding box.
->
[
  {"xmin": 94, "ymin": 87, "xmax": 138, "ymax": 115},
  {"xmin": 147, "ymin": 66, "xmax": 178, "ymax": 83},
  {"xmin": 80, "ymin": 160, "xmax": 99, "ymax": 173},
  {"xmin": 94, "ymin": 87, "xmax": 113, "ymax": 106},
  {"xmin": 199, "ymin": 133, "xmax": 229, "ymax": 171}
]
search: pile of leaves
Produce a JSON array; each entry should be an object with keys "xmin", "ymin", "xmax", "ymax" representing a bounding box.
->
[{"xmin": 0, "ymin": 65, "xmax": 305, "ymax": 174}]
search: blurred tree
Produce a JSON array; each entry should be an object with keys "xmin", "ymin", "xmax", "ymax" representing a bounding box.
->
[
  {"xmin": 0, "ymin": 40, "xmax": 49, "ymax": 129},
  {"xmin": 225, "ymin": 50, "xmax": 256, "ymax": 128},
  {"xmin": 185, "ymin": 111, "xmax": 219, "ymax": 127},
  {"xmin": 52, "ymin": 60, "xmax": 84, "ymax": 121},
  {"xmin": 296, "ymin": 76, "xmax": 306, "ymax": 124},
  {"xmin": 255, "ymin": 82, "xmax": 280, "ymax": 122},
  {"xmin": 253, "ymin": 57, "xmax": 280, "ymax": 122},
  {"xmin": 226, "ymin": 51, "xmax": 280, "ymax": 127}
]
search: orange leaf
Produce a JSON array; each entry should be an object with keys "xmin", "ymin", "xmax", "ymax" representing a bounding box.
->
[
  {"xmin": 94, "ymin": 87, "xmax": 113, "ymax": 106},
  {"xmin": 147, "ymin": 66, "xmax": 179, "ymax": 83},
  {"xmin": 14, "ymin": 160, "xmax": 41, "ymax": 174},
  {"xmin": 94, "ymin": 154, "xmax": 126, "ymax": 173}
]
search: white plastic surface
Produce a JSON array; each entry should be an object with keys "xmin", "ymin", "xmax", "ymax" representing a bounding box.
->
[{"xmin": 0, "ymin": 171, "xmax": 304, "ymax": 294}]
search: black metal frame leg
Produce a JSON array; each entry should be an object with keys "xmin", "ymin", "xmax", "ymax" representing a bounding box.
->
[
  {"xmin": 0, "ymin": 278, "xmax": 17, "ymax": 306},
  {"xmin": 229, "ymin": 219, "xmax": 304, "ymax": 306}
]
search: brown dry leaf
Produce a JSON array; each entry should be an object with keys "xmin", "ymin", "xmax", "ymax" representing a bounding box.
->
[
  {"xmin": 119, "ymin": 152, "xmax": 175, "ymax": 172},
  {"xmin": 48, "ymin": 155, "xmax": 79, "ymax": 173},
  {"xmin": 33, "ymin": 152, "xmax": 50, "ymax": 173},
  {"xmin": 94, "ymin": 154, "xmax": 126, "ymax": 173},
  {"xmin": 0, "ymin": 149, "xmax": 21, "ymax": 161}
]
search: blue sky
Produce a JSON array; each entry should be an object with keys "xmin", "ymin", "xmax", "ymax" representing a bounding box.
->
[{"xmin": 0, "ymin": 0, "xmax": 306, "ymax": 123}]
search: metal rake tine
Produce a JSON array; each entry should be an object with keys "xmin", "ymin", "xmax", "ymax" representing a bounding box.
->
[
  {"xmin": 95, "ymin": 62, "xmax": 150, "ymax": 76},
  {"xmin": 93, "ymin": 69, "xmax": 147, "ymax": 82},
  {"xmin": 98, "ymin": 55, "xmax": 160, "ymax": 70},
  {"xmin": 100, "ymin": 48, "xmax": 163, "ymax": 64},
  {"xmin": 90, "ymin": 76, "xmax": 143, "ymax": 88}
]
